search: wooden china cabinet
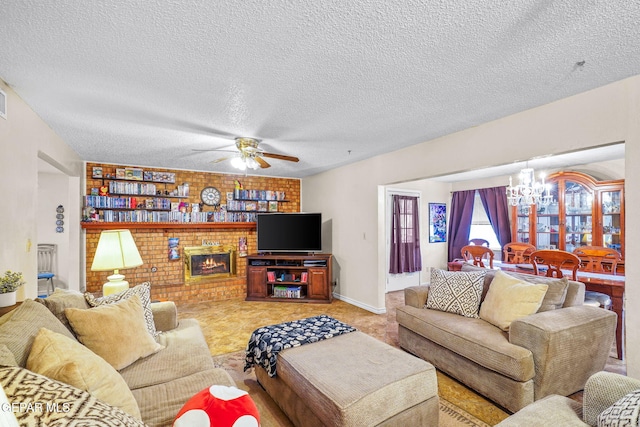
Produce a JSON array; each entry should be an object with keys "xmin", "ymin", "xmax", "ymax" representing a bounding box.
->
[{"xmin": 511, "ymin": 171, "xmax": 625, "ymax": 257}]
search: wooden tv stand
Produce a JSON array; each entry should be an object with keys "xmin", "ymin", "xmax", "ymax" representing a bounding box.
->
[{"xmin": 246, "ymin": 253, "xmax": 332, "ymax": 303}]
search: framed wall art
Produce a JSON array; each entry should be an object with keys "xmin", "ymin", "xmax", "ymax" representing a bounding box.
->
[{"xmin": 429, "ymin": 203, "xmax": 447, "ymax": 243}]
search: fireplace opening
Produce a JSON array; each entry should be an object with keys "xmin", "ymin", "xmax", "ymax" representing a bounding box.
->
[{"xmin": 184, "ymin": 246, "xmax": 236, "ymax": 282}]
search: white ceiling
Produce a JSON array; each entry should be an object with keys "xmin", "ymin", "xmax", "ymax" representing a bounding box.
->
[{"xmin": 2, "ymin": 1, "xmax": 639, "ymax": 178}]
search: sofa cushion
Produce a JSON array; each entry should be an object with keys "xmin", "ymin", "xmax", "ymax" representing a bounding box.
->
[
  {"xmin": 35, "ymin": 288, "xmax": 90, "ymax": 336},
  {"xmin": 119, "ymin": 318, "xmax": 216, "ymax": 390},
  {"xmin": 0, "ymin": 366, "xmax": 146, "ymax": 426},
  {"xmin": 132, "ymin": 368, "xmax": 236, "ymax": 427},
  {"xmin": 425, "ymin": 268, "xmax": 486, "ymax": 318},
  {"xmin": 26, "ymin": 327, "xmax": 141, "ymax": 419},
  {"xmin": 86, "ymin": 282, "xmax": 157, "ymax": 337},
  {"xmin": 66, "ymin": 295, "xmax": 163, "ymax": 370},
  {"xmin": 479, "ymin": 270, "xmax": 548, "ymax": 331},
  {"xmin": 598, "ymin": 389, "xmax": 640, "ymax": 427},
  {"xmin": 0, "ymin": 299, "xmax": 77, "ymax": 367},
  {"xmin": 396, "ymin": 304, "xmax": 535, "ymax": 382}
]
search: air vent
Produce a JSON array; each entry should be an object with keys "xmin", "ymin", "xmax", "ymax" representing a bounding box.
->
[{"xmin": 0, "ymin": 88, "xmax": 6, "ymax": 120}]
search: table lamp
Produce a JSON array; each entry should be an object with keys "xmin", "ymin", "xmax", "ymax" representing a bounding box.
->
[{"xmin": 91, "ymin": 229, "xmax": 143, "ymax": 296}]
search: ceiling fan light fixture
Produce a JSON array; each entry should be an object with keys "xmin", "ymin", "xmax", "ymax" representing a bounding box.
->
[
  {"xmin": 246, "ymin": 156, "xmax": 260, "ymax": 170},
  {"xmin": 230, "ymin": 156, "xmax": 246, "ymax": 170}
]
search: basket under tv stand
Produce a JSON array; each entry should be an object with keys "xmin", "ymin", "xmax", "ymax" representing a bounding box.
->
[{"xmin": 246, "ymin": 253, "xmax": 332, "ymax": 303}]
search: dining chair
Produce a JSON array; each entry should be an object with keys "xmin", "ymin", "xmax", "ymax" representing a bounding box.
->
[
  {"xmin": 572, "ymin": 246, "xmax": 622, "ymax": 275},
  {"xmin": 37, "ymin": 243, "xmax": 56, "ymax": 296},
  {"xmin": 461, "ymin": 245, "xmax": 494, "ymax": 269},
  {"xmin": 502, "ymin": 242, "xmax": 536, "ymax": 264},
  {"xmin": 529, "ymin": 249, "xmax": 611, "ymax": 310},
  {"xmin": 529, "ymin": 249, "xmax": 581, "ymax": 280}
]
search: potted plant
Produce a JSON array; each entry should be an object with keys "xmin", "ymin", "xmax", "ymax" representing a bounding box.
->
[{"xmin": 0, "ymin": 271, "xmax": 25, "ymax": 307}]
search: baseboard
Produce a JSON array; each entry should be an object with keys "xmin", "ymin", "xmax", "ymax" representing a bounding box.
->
[{"xmin": 332, "ymin": 292, "xmax": 386, "ymax": 315}]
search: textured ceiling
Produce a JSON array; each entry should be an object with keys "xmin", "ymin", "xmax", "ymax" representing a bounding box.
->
[{"xmin": 1, "ymin": 1, "xmax": 639, "ymax": 178}]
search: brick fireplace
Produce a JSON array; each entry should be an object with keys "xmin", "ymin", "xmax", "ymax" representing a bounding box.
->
[
  {"xmin": 83, "ymin": 162, "xmax": 301, "ymax": 304},
  {"xmin": 184, "ymin": 245, "xmax": 236, "ymax": 282}
]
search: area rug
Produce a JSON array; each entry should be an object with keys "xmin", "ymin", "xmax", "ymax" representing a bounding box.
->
[{"xmin": 213, "ymin": 350, "xmax": 491, "ymax": 427}]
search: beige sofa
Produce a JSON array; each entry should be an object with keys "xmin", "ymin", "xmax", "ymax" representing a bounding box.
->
[
  {"xmin": 496, "ymin": 371, "xmax": 640, "ymax": 426},
  {"xmin": 0, "ymin": 288, "xmax": 235, "ymax": 427},
  {"xmin": 396, "ymin": 266, "xmax": 617, "ymax": 413}
]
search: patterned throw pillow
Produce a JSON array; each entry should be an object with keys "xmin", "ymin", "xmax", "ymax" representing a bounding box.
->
[
  {"xmin": 86, "ymin": 282, "xmax": 157, "ymax": 337},
  {"xmin": 425, "ymin": 269, "xmax": 486, "ymax": 318},
  {"xmin": 598, "ymin": 389, "xmax": 640, "ymax": 427},
  {"xmin": 0, "ymin": 366, "xmax": 146, "ymax": 426}
]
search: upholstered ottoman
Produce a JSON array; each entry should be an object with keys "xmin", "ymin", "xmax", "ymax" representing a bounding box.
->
[{"xmin": 255, "ymin": 331, "xmax": 439, "ymax": 426}]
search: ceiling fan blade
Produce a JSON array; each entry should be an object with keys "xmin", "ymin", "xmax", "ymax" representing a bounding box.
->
[
  {"xmin": 255, "ymin": 156, "xmax": 271, "ymax": 168},
  {"xmin": 260, "ymin": 152, "xmax": 299, "ymax": 162},
  {"xmin": 193, "ymin": 148, "xmax": 238, "ymax": 154},
  {"xmin": 210, "ymin": 157, "xmax": 230, "ymax": 164}
]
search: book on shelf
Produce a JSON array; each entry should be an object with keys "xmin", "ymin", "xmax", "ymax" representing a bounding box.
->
[{"xmin": 273, "ymin": 286, "xmax": 303, "ymax": 299}]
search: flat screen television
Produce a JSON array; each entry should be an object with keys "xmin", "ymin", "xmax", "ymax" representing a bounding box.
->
[{"xmin": 256, "ymin": 213, "xmax": 322, "ymax": 253}]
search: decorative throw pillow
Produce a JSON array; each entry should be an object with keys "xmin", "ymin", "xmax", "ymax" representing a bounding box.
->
[
  {"xmin": 85, "ymin": 282, "xmax": 158, "ymax": 337},
  {"xmin": 36, "ymin": 288, "xmax": 91, "ymax": 336},
  {"xmin": 425, "ymin": 269, "xmax": 486, "ymax": 318},
  {"xmin": 66, "ymin": 295, "xmax": 164, "ymax": 370},
  {"xmin": 26, "ymin": 328, "xmax": 141, "ymax": 419},
  {"xmin": 479, "ymin": 270, "xmax": 548, "ymax": 331},
  {"xmin": 598, "ymin": 389, "xmax": 640, "ymax": 427},
  {"xmin": 0, "ymin": 344, "xmax": 17, "ymax": 367},
  {"xmin": 0, "ymin": 299, "xmax": 77, "ymax": 367},
  {"xmin": 0, "ymin": 366, "xmax": 146, "ymax": 426},
  {"xmin": 174, "ymin": 385, "xmax": 260, "ymax": 427}
]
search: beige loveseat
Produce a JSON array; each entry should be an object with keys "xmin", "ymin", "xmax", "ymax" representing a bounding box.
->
[
  {"xmin": 396, "ymin": 266, "xmax": 617, "ymax": 413},
  {"xmin": 496, "ymin": 371, "xmax": 640, "ymax": 426},
  {"xmin": 0, "ymin": 287, "xmax": 235, "ymax": 426}
]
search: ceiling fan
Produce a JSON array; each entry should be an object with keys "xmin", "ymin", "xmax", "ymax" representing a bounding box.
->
[{"xmin": 193, "ymin": 137, "xmax": 299, "ymax": 170}]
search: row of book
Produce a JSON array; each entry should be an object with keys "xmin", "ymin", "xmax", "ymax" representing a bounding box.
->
[
  {"xmin": 108, "ymin": 181, "xmax": 159, "ymax": 196},
  {"xmin": 272, "ymin": 286, "xmax": 303, "ymax": 299},
  {"xmin": 90, "ymin": 210, "xmax": 257, "ymax": 223},
  {"xmin": 234, "ymin": 189, "xmax": 286, "ymax": 201},
  {"xmin": 227, "ymin": 200, "xmax": 278, "ymax": 212},
  {"xmin": 84, "ymin": 195, "xmax": 172, "ymax": 210}
]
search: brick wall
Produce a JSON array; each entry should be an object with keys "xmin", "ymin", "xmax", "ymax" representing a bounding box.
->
[{"xmin": 84, "ymin": 162, "xmax": 300, "ymax": 303}]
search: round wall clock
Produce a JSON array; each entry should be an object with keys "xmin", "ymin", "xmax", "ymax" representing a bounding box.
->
[{"xmin": 200, "ymin": 187, "xmax": 221, "ymax": 206}]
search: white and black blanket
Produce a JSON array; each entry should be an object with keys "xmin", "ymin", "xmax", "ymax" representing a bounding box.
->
[{"xmin": 244, "ymin": 314, "xmax": 356, "ymax": 377}]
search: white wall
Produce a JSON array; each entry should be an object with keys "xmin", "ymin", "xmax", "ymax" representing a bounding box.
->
[
  {"xmin": 302, "ymin": 75, "xmax": 640, "ymax": 375},
  {"xmin": 0, "ymin": 81, "xmax": 83, "ymax": 300},
  {"xmin": 37, "ymin": 171, "xmax": 82, "ymax": 292}
]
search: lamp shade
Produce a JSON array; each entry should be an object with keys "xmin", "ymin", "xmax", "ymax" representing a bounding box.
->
[{"xmin": 91, "ymin": 229, "xmax": 143, "ymax": 272}]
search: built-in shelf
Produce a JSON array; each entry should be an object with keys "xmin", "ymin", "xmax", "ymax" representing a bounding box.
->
[{"xmin": 81, "ymin": 222, "xmax": 256, "ymax": 230}]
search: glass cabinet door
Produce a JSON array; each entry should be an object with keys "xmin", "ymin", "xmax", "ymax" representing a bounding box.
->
[
  {"xmin": 601, "ymin": 190, "xmax": 622, "ymax": 252},
  {"xmin": 535, "ymin": 181, "xmax": 559, "ymax": 249},
  {"xmin": 515, "ymin": 205, "xmax": 531, "ymax": 243},
  {"xmin": 563, "ymin": 180, "xmax": 593, "ymax": 252}
]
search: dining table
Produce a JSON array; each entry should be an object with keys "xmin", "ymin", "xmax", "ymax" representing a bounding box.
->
[{"xmin": 493, "ymin": 260, "xmax": 625, "ymax": 360}]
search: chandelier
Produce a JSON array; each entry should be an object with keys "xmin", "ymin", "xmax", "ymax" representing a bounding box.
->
[{"xmin": 506, "ymin": 167, "xmax": 554, "ymax": 212}]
